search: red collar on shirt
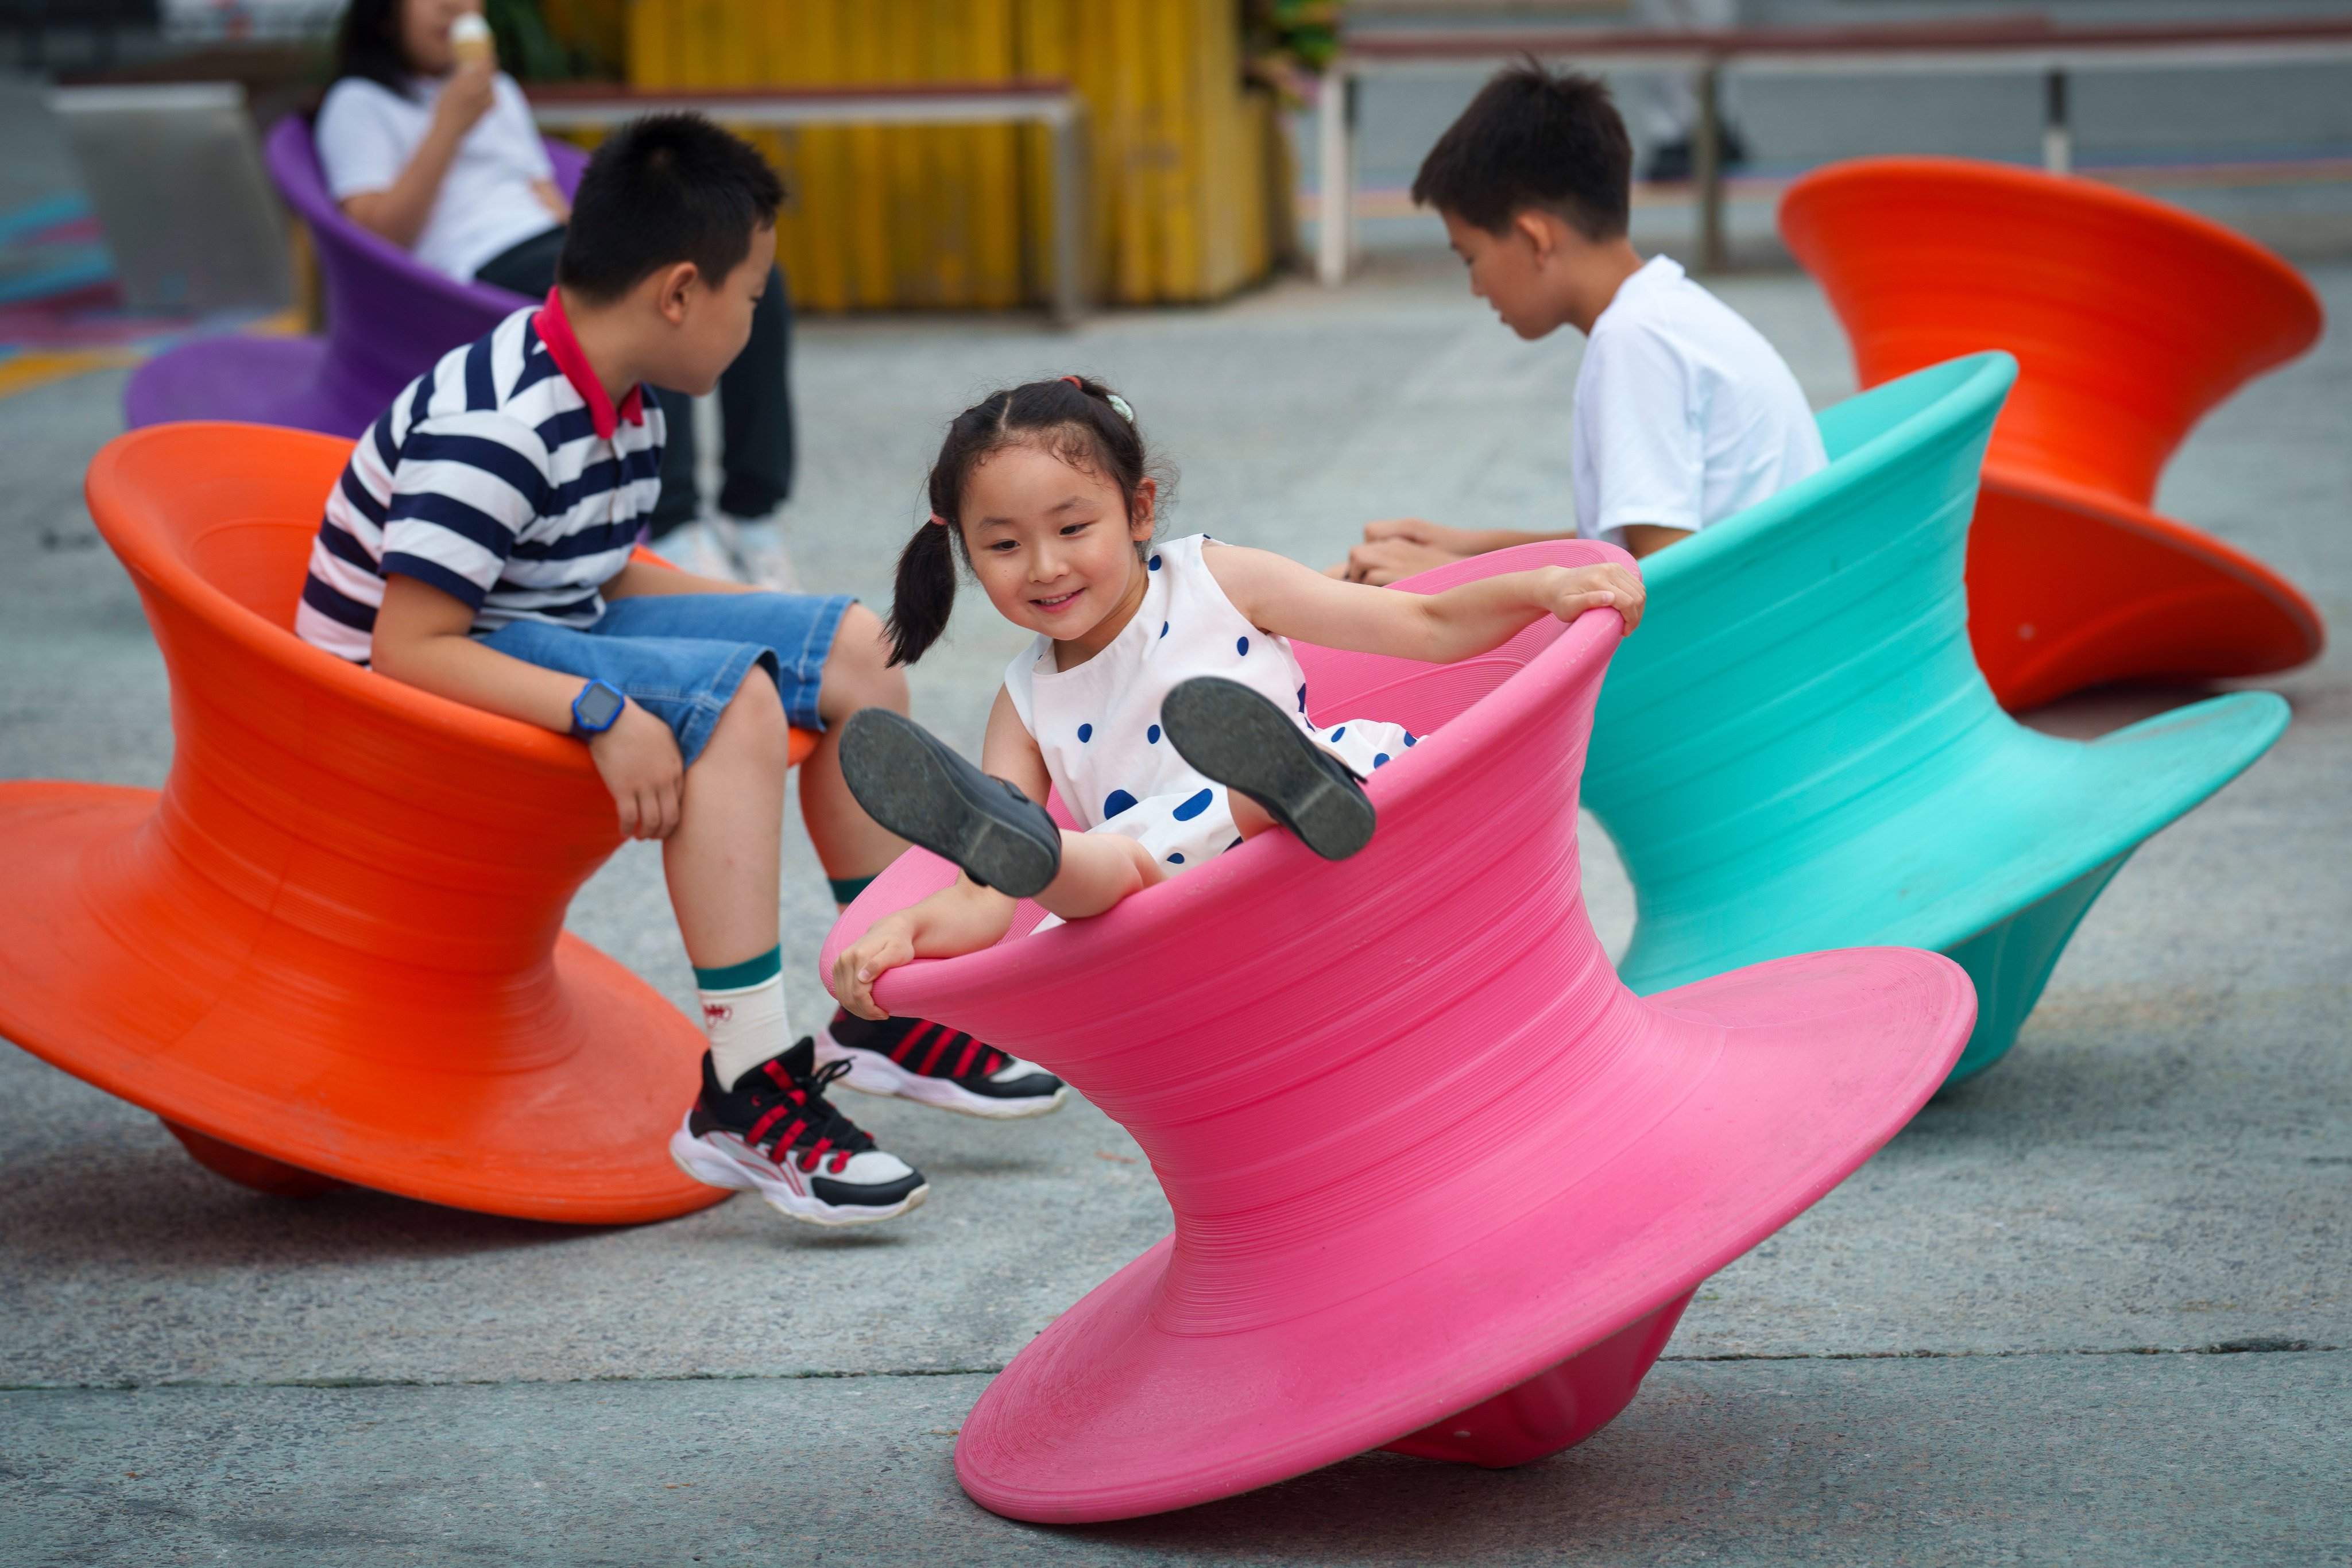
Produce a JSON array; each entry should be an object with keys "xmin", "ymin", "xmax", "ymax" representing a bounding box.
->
[{"xmin": 532, "ymin": 287, "xmax": 644, "ymax": 441}]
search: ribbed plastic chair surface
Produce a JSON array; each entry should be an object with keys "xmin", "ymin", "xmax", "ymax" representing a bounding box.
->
[
  {"xmin": 122, "ymin": 116, "xmax": 587, "ymax": 437},
  {"xmin": 821, "ymin": 551, "xmax": 1975, "ymax": 1522},
  {"xmin": 1580, "ymin": 351, "xmax": 2287, "ymax": 1082},
  {"xmin": 1780, "ymin": 157, "xmax": 2324, "ymax": 707},
  {"xmin": 0, "ymin": 423, "xmax": 725, "ymax": 1221}
]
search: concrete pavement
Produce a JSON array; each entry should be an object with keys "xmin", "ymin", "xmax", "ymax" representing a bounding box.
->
[
  {"xmin": 2, "ymin": 255, "xmax": 2346, "ymax": 1562},
  {"xmin": 8, "ymin": 1352, "xmax": 2347, "ymax": 1566}
]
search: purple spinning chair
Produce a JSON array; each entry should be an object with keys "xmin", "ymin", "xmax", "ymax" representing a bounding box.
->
[{"xmin": 123, "ymin": 115, "xmax": 587, "ymax": 436}]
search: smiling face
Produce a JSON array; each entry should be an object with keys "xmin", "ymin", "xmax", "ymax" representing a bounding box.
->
[{"xmin": 959, "ymin": 439, "xmax": 1157, "ymax": 664}]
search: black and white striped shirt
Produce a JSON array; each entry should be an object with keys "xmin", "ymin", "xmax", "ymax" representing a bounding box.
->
[{"xmin": 295, "ymin": 299, "xmax": 664, "ymax": 663}]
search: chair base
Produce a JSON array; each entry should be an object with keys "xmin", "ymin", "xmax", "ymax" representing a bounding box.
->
[
  {"xmin": 160, "ymin": 1117, "xmax": 346, "ymax": 1198},
  {"xmin": 1970, "ymin": 469, "xmax": 2323, "ymax": 711},
  {"xmin": 122, "ymin": 335, "xmax": 377, "ymax": 439},
  {"xmin": 1381, "ymin": 1289, "xmax": 1695, "ymax": 1467},
  {"xmin": 0, "ymin": 780, "xmax": 725, "ymax": 1225},
  {"xmin": 1942, "ymin": 851, "xmax": 2132, "ymax": 1084},
  {"xmin": 953, "ymin": 946, "xmax": 1972, "ymax": 1523}
]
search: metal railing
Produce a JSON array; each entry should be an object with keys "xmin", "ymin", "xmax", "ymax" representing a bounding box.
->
[
  {"xmin": 1316, "ymin": 13, "xmax": 2352, "ymax": 282},
  {"xmin": 527, "ymin": 80, "xmax": 1092, "ymax": 326}
]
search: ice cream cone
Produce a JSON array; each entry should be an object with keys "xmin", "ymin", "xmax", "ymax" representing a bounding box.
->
[{"xmin": 450, "ymin": 13, "xmax": 496, "ymax": 71}]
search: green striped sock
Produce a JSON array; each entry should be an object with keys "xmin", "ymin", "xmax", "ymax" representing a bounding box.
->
[
  {"xmin": 694, "ymin": 945, "xmax": 788, "ymax": 1091},
  {"xmin": 692, "ymin": 944, "xmax": 782, "ymax": 992},
  {"xmin": 828, "ymin": 874, "xmax": 877, "ymax": 908}
]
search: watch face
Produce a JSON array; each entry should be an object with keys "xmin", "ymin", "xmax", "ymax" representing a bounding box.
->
[{"xmin": 577, "ymin": 682, "xmax": 625, "ymax": 731}]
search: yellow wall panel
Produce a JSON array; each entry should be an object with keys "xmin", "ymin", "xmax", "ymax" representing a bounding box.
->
[{"xmin": 626, "ymin": 0, "xmax": 1282, "ymax": 310}]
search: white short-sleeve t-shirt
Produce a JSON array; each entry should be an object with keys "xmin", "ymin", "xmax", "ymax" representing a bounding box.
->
[
  {"xmin": 314, "ymin": 73, "xmax": 559, "ymax": 284},
  {"xmin": 1571, "ymin": 255, "xmax": 1827, "ymax": 548}
]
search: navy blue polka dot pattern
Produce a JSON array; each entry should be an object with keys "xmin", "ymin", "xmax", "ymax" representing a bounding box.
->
[
  {"xmin": 1374, "ymin": 753, "xmax": 1391, "ymax": 768},
  {"xmin": 1078, "ymin": 723, "xmax": 1093, "ymax": 742},
  {"xmin": 1171, "ymin": 789, "xmax": 1213, "ymax": 822},
  {"xmin": 1228, "ymin": 836, "xmax": 1245, "ymax": 851},
  {"xmin": 1104, "ymin": 789, "xmax": 1138, "ymax": 818},
  {"xmin": 1147, "ymin": 724, "xmax": 1160, "ymax": 744},
  {"xmin": 1148, "ymin": 555, "xmax": 1162, "ymax": 571},
  {"xmin": 1295, "ymin": 684, "xmax": 1307, "ymax": 713},
  {"xmin": 1403, "ymin": 733, "xmax": 1417, "ymax": 746},
  {"xmin": 1236, "ymin": 636, "xmax": 1250, "ymax": 655},
  {"xmin": 1161, "ymin": 621, "xmax": 1169, "ymax": 637},
  {"xmin": 1167, "ymin": 852, "xmax": 1185, "ymax": 864},
  {"xmin": 1332, "ymin": 725, "xmax": 1347, "ymax": 741}
]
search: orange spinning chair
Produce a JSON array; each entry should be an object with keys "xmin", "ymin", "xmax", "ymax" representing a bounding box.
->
[
  {"xmin": 1779, "ymin": 157, "xmax": 2324, "ymax": 710},
  {"xmin": 0, "ymin": 423, "xmax": 814, "ymax": 1221}
]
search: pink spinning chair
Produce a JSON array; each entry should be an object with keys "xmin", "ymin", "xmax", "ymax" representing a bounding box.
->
[{"xmin": 821, "ymin": 541, "xmax": 1977, "ymax": 1523}]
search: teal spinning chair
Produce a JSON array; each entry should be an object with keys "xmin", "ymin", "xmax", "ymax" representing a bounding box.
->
[{"xmin": 1583, "ymin": 353, "xmax": 2287, "ymax": 1082}]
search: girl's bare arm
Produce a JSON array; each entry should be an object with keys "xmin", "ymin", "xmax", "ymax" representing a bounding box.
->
[
  {"xmin": 341, "ymin": 61, "xmax": 497, "ymax": 248},
  {"xmin": 1205, "ymin": 543, "xmax": 1644, "ymax": 664}
]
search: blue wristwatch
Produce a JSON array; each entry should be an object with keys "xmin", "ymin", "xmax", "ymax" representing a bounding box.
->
[{"xmin": 570, "ymin": 679, "xmax": 626, "ymax": 739}]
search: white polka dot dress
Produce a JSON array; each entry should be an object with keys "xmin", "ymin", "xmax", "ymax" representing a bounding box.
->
[{"xmin": 1002, "ymin": 533, "xmax": 1417, "ymax": 882}]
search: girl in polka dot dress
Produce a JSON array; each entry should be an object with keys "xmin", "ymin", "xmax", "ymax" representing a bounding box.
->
[{"xmin": 831, "ymin": 375, "xmax": 1643, "ymax": 1019}]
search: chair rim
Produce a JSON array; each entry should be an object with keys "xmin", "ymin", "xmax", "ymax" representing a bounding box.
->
[
  {"xmin": 1588, "ymin": 353, "xmax": 2288, "ymax": 973},
  {"xmin": 1641, "ymin": 349, "xmax": 2016, "ymax": 587},
  {"xmin": 86, "ymin": 421, "xmax": 598, "ymax": 775},
  {"xmin": 1779, "ymin": 154, "xmax": 2324, "ymax": 352},
  {"xmin": 854, "ymin": 590, "xmax": 1625, "ymax": 1018}
]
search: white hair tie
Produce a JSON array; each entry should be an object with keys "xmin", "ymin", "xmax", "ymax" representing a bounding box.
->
[{"xmin": 1106, "ymin": 392, "xmax": 1136, "ymax": 424}]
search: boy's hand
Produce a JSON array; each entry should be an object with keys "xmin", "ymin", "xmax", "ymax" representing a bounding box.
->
[
  {"xmin": 1362, "ymin": 517, "xmax": 1471, "ymax": 552},
  {"xmin": 833, "ymin": 917, "xmax": 917, "ymax": 1021},
  {"xmin": 1548, "ymin": 563, "xmax": 1646, "ymax": 634},
  {"xmin": 587, "ymin": 700, "xmax": 684, "ymax": 839},
  {"xmin": 1334, "ymin": 536, "xmax": 1464, "ymax": 586},
  {"xmin": 1326, "ymin": 518, "xmax": 1475, "ymax": 585}
]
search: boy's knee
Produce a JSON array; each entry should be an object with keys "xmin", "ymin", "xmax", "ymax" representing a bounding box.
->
[
  {"xmin": 822, "ymin": 603, "xmax": 909, "ymax": 715},
  {"xmin": 720, "ymin": 666, "xmax": 790, "ymax": 769}
]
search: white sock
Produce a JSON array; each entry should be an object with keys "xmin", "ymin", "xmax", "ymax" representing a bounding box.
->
[{"xmin": 700, "ymin": 974, "xmax": 791, "ymax": 1092}]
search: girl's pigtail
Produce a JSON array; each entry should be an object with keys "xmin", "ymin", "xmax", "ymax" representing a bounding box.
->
[{"xmin": 885, "ymin": 520, "xmax": 957, "ymax": 667}]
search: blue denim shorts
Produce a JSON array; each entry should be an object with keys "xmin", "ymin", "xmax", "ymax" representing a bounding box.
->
[{"xmin": 481, "ymin": 591, "xmax": 852, "ymax": 766}]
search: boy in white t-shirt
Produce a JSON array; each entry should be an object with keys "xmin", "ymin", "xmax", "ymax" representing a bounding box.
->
[{"xmin": 1333, "ymin": 64, "xmax": 1824, "ymax": 584}]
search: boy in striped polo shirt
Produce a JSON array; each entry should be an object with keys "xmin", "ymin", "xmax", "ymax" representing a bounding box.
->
[{"xmin": 298, "ymin": 115, "xmax": 1066, "ymax": 1228}]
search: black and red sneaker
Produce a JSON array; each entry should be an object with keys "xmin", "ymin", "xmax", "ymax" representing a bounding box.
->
[
  {"xmin": 817, "ymin": 1010, "xmax": 1069, "ymax": 1120},
  {"xmin": 669, "ymin": 1038, "xmax": 928, "ymax": 1226}
]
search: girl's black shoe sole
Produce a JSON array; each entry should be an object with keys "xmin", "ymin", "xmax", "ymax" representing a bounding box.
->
[
  {"xmin": 1160, "ymin": 676, "xmax": 1377, "ymax": 861},
  {"xmin": 840, "ymin": 708, "xmax": 1063, "ymax": 899}
]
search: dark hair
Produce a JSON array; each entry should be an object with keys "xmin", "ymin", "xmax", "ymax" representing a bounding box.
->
[
  {"xmin": 332, "ymin": 0, "xmax": 416, "ymax": 95},
  {"xmin": 887, "ymin": 375, "xmax": 1163, "ymax": 667},
  {"xmin": 1410, "ymin": 62, "xmax": 1631, "ymax": 241},
  {"xmin": 555, "ymin": 114, "xmax": 785, "ymax": 303}
]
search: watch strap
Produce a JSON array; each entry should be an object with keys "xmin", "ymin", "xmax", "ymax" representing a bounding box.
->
[{"xmin": 570, "ymin": 679, "xmax": 624, "ymax": 738}]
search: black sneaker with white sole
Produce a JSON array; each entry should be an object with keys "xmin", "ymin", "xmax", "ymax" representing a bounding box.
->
[
  {"xmin": 669, "ymin": 1038, "xmax": 928, "ymax": 1226},
  {"xmin": 818, "ymin": 1008, "xmax": 1069, "ymax": 1120},
  {"xmin": 840, "ymin": 708, "xmax": 1063, "ymax": 898},
  {"xmin": 1160, "ymin": 676, "xmax": 1378, "ymax": 860}
]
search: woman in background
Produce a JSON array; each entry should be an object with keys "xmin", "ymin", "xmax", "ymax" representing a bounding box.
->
[{"xmin": 315, "ymin": 0, "xmax": 798, "ymax": 586}]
